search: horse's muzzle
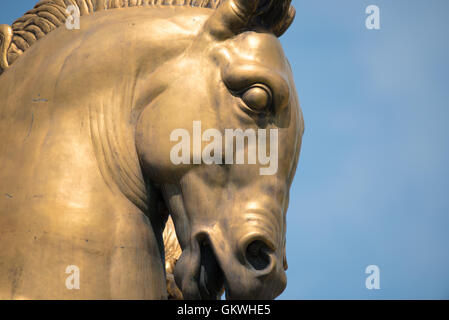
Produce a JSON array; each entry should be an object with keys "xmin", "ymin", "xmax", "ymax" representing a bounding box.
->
[
  {"xmin": 222, "ymin": 234, "xmax": 287, "ymax": 300},
  {"xmin": 174, "ymin": 229, "xmax": 286, "ymax": 300}
]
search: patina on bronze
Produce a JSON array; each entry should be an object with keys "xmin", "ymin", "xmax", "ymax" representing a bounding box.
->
[{"xmin": 0, "ymin": 0, "xmax": 304, "ymax": 300}]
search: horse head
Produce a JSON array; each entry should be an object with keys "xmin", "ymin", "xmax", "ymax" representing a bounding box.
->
[{"xmin": 135, "ymin": 0, "xmax": 304, "ymax": 299}]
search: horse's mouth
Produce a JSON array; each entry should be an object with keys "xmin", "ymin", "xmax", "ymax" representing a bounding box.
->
[
  {"xmin": 197, "ymin": 239, "xmax": 225, "ymax": 300},
  {"xmin": 173, "ymin": 236, "xmax": 225, "ymax": 300}
]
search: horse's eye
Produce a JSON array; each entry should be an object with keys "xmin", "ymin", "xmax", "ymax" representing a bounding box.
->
[{"xmin": 241, "ymin": 85, "xmax": 272, "ymax": 112}]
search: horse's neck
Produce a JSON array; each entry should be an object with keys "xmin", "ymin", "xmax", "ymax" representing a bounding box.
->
[{"xmin": 0, "ymin": 7, "xmax": 213, "ymax": 299}]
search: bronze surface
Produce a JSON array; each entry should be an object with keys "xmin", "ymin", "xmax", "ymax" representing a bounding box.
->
[{"xmin": 0, "ymin": 0, "xmax": 303, "ymax": 300}]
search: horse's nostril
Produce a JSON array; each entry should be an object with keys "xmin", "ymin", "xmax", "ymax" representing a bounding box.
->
[{"xmin": 245, "ymin": 240, "xmax": 272, "ymax": 271}]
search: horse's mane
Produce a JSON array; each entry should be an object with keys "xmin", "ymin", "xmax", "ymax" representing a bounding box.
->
[
  {"xmin": 7, "ymin": 0, "xmax": 222, "ymax": 66},
  {"xmin": 2, "ymin": 0, "xmax": 292, "ymax": 71}
]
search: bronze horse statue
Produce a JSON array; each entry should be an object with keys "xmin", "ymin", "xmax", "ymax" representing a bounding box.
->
[{"xmin": 0, "ymin": 0, "xmax": 304, "ymax": 299}]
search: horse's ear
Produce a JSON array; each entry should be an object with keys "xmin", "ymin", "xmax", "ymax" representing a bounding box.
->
[
  {"xmin": 273, "ymin": 5, "xmax": 296, "ymax": 37},
  {"xmin": 202, "ymin": 0, "xmax": 260, "ymax": 40},
  {"xmin": 0, "ymin": 25, "xmax": 13, "ymax": 75},
  {"xmin": 201, "ymin": 0, "xmax": 296, "ymax": 40}
]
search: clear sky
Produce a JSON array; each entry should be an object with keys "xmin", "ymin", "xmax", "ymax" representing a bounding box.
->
[{"xmin": 1, "ymin": 0, "xmax": 448, "ymax": 300}]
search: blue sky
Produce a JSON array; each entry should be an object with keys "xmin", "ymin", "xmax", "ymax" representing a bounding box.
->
[
  {"xmin": 1, "ymin": 1, "xmax": 448, "ymax": 300},
  {"xmin": 280, "ymin": 0, "xmax": 449, "ymax": 299}
]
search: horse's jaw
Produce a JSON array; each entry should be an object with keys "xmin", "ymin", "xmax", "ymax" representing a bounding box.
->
[{"xmin": 162, "ymin": 184, "xmax": 224, "ymax": 300}]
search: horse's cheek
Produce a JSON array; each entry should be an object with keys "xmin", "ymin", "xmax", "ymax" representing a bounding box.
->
[{"xmin": 135, "ymin": 105, "xmax": 187, "ymax": 183}]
